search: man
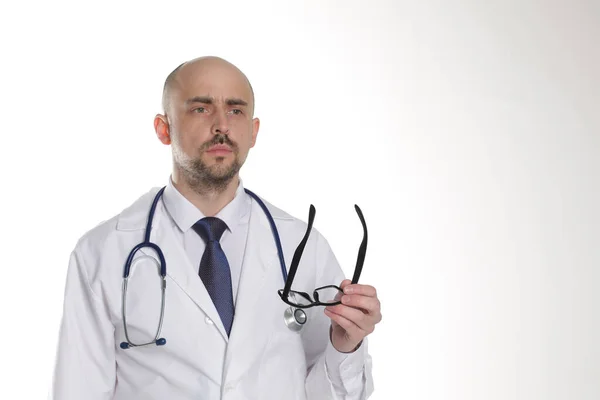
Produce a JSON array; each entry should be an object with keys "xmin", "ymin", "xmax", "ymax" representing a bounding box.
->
[{"xmin": 52, "ymin": 56, "xmax": 381, "ymax": 399}]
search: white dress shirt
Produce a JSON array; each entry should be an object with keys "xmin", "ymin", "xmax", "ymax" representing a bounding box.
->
[{"xmin": 162, "ymin": 176, "xmax": 251, "ymax": 304}]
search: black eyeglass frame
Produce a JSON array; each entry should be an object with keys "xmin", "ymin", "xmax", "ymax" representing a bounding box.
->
[{"xmin": 277, "ymin": 204, "xmax": 368, "ymax": 309}]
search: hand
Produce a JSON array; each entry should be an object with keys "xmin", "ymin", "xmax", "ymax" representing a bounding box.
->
[{"xmin": 324, "ymin": 279, "xmax": 382, "ymax": 353}]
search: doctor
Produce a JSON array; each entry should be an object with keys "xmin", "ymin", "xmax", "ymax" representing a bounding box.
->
[{"xmin": 51, "ymin": 56, "xmax": 381, "ymax": 399}]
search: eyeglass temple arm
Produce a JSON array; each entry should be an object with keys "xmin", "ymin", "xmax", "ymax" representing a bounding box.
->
[
  {"xmin": 351, "ymin": 204, "xmax": 368, "ymax": 284},
  {"xmin": 281, "ymin": 205, "xmax": 316, "ymax": 298}
]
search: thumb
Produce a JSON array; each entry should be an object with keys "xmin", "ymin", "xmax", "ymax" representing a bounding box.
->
[
  {"xmin": 332, "ymin": 279, "xmax": 351, "ymax": 303},
  {"xmin": 339, "ymin": 279, "xmax": 352, "ymax": 289}
]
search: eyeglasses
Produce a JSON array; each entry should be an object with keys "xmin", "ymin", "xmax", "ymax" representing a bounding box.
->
[{"xmin": 278, "ymin": 204, "xmax": 368, "ymax": 309}]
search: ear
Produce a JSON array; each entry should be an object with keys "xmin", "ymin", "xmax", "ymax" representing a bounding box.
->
[
  {"xmin": 250, "ymin": 117, "xmax": 260, "ymax": 148},
  {"xmin": 154, "ymin": 114, "xmax": 171, "ymax": 145}
]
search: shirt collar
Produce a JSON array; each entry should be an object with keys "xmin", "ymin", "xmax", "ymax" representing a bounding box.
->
[{"xmin": 162, "ymin": 176, "xmax": 251, "ymax": 234}]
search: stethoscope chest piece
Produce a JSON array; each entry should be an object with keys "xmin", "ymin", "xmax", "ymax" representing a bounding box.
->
[{"xmin": 284, "ymin": 307, "xmax": 307, "ymax": 332}]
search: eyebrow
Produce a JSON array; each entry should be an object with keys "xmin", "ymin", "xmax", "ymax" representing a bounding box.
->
[{"xmin": 185, "ymin": 96, "xmax": 249, "ymax": 107}]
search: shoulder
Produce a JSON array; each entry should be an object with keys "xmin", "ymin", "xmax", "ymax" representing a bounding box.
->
[
  {"xmin": 250, "ymin": 194, "xmax": 295, "ymax": 221},
  {"xmin": 72, "ymin": 187, "xmax": 161, "ymax": 256},
  {"xmin": 247, "ymin": 192, "xmax": 331, "ymax": 249}
]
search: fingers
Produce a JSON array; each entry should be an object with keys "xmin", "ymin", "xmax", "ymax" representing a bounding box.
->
[
  {"xmin": 343, "ymin": 283, "xmax": 377, "ymax": 297},
  {"xmin": 340, "ymin": 295, "xmax": 381, "ymax": 319},
  {"xmin": 325, "ymin": 303, "xmax": 375, "ymax": 334},
  {"xmin": 328, "ymin": 283, "xmax": 382, "ymax": 341},
  {"xmin": 324, "ymin": 307, "xmax": 367, "ymax": 336},
  {"xmin": 338, "ymin": 279, "xmax": 352, "ymax": 289}
]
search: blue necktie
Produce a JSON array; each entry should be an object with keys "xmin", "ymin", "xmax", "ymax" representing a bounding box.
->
[{"xmin": 193, "ymin": 217, "xmax": 235, "ymax": 336}]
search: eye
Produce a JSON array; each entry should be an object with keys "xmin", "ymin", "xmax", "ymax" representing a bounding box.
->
[
  {"xmin": 193, "ymin": 107, "xmax": 206, "ymax": 113},
  {"xmin": 230, "ymin": 109, "xmax": 242, "ymax": 115}
]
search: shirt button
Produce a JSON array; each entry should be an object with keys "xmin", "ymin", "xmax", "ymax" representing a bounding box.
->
[
  {"xmin": 224, "ymin": 382, "xmax": 237, "ymax": 392},
  {"xmin": 205, "ymin": 316, "xmax": 214, "ymax": 325}
]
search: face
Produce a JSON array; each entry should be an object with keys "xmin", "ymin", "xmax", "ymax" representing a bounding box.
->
[{"xmin": 154, "ymin": 60, "xmax": 259, "ymax": 190}]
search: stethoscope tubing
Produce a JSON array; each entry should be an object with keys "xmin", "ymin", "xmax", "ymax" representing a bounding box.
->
[{"xmin": 120, "ymin": 187, "xmax": 303, "ymax": 349}]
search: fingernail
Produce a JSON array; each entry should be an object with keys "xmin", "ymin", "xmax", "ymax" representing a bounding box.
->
[
  {"xmin": 344, "ymin": 286, "xmax": 353, "ymax": 294},
  {"xmin": 342, "ymin": 295, "xmax": 350, "ymax": 304}
]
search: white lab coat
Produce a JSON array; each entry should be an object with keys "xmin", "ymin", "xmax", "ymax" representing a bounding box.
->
[{"xmin": 51, "ymin": 187, "xmax": 374, "ymax": 399}]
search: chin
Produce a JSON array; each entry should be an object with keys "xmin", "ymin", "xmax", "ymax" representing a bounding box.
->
[
  {"xmin": 188, "ymin": 155, "xmax": 240, "ymax": 181},
  {"xmin": 208, "ymin": 162, "xmax": 237, "ymax": 176},
  {"xmin": 208, "ymin": 158, "xmax": 233, "ymax": 169}
]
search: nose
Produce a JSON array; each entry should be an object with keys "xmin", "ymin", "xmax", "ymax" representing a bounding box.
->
[{"xmin": 211, "ymin": 110, "xmax": 230, "ymax": 136}]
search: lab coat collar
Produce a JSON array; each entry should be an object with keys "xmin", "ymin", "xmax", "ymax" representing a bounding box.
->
[
  {"xmin": 162, "ymin": 176, "xmax": 251, "ymax": 234},
  {"xmin": 116, "ymin": 184, "xmax": 294, "ymax": 231}
]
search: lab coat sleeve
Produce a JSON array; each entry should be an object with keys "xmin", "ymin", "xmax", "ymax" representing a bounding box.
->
[
  {"xmin": 51, "ymin": 249, "xmax": 116, "ymax": 400},
  {"xmin": 304, "ymin": 233, "xmax": 375, "ymax": 399}
]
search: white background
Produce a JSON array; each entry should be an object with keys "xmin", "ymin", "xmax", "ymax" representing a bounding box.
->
[{"xmin": 1, "ymin": 0, "xmax": 598, "ymax": 399}]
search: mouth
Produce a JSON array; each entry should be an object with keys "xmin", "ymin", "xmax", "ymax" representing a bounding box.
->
[{"xmin": 205, "ymin": 144, "xmax": 233, "ymax": 156}]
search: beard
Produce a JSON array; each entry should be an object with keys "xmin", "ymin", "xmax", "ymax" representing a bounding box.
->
[{"xmin": 175, "ymin": 134, "xmax": 242, "ymax": 194}]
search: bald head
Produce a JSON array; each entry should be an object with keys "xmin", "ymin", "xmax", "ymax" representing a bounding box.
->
[{"xmin": 161, "ymin": 56, "xmax": 255, "ymax": 117}]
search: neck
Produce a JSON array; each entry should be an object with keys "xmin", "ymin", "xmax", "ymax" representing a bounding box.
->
[{"xmin": 171, "ymin": 170, "xmax": 240, "ymax": 217}]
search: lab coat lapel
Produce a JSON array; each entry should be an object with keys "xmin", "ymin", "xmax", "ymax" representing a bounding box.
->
[
  {"xmin": 139, "ymin": 201, "xmax": 230, "ymax": 342},
  {"xmin": 223, "ymin": 200, "xmax": 281, "ymax": 383}
]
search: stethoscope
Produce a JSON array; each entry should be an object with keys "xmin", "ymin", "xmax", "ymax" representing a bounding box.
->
[{"xmin": 120, "ymin": 187, "xmax": 306, "ymax": 349}]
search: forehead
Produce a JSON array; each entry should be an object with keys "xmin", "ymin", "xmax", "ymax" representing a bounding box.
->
[{"xmin": 173, "ymin": 62, "xmax": 252, "ymax": 104}]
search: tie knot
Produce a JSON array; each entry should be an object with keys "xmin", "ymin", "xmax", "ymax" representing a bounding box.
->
[{"xmin": 193, "ymin": 217, "xmax": 228, "ymax": 243}]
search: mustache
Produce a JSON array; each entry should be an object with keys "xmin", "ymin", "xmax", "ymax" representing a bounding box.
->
[{"xmin": 200, "ymin": 134, "xmax": 238, "ymax": 152}]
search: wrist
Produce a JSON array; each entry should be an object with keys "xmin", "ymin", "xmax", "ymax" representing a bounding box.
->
[{"xmin": 329, "ymin": 325, "xmax": 363, "ymax": 353}]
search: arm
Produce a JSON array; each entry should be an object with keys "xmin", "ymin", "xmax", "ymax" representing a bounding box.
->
[
  {"xmin": 51, "ymin": 249, "xmax": 116, "ymax": 399},
  {"xmin": 304, "ymin": 233, "xmax": 375, "ymax": 399}
]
